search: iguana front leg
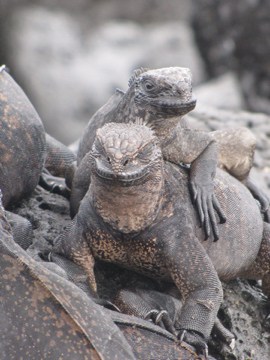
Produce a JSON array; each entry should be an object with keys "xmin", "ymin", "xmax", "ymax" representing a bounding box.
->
[
  {"xmin": 162, "ymin": 126, "xmax": 226, "ymax": 240},
  {"xmin": 163, "ymin": 222, "xmax": 223, "ymax": 354},
  {"xmin": 52, "ymin": 221, "xmax": 98, "ymax": 296}
]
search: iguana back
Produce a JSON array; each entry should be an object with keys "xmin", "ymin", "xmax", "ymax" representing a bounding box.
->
[{"xmin": 0, "ymin": 68, "xmax": 46, "ymax": 208}]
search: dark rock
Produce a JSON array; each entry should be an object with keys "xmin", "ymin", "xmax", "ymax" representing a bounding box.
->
[{"xmin": 191, "ymin": 0, "xmax": 270, "ymax": 115}]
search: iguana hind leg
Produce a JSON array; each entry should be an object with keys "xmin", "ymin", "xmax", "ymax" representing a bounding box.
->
[
  {"xmin": 114, "ymin": 286, "xmax": 235, "ymax": 349},
  {"xmin": 210, "ymin": 127, "xmax": 270, "ymax": 219},
  {"xmin": 113, "ymin": 288, "xmax": 179, "ymax": 335},
  {"xmin": 243, "ymin": 178, "xmax": 270, "ymax": 218},
  {"xmin": 39, "ymin": 134, "xmax": 77, "ymax": 198}
]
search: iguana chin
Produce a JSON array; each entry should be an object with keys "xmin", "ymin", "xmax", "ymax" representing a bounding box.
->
[
  {"xmin": 53, "ymin": 122, "xmax": 270, "ymax": 355},
  {"xmin": 71, "ymin": 66, "xmax": 268, "ymax": 240}
]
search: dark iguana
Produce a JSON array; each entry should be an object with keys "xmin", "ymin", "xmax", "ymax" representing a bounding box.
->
[
  {"xmin": 53, "ymin": 122, "xmax": 270, "ymax": 354},
  {"xmin": 71, "ymin": 66, "xmax": 268, "ymax": 240},
  {"xmin": 0, "ymin": 65, "xmax": 46, "ymax": 208},
  {"xmin": 0, "ymin": 65, "xmax": 76, "ymax": 208},
  {"xmin": 0, "ymin": 193, "xmax": 209, "ymax": 360}
]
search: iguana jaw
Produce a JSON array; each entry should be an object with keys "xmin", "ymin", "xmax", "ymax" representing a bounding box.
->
[
  {"xmin": 94, "ymin": 160, "xmax": 151, "ymax": 186},
  {"xmin": 142, "ymin": 96, "xmax": 197, "ymax": 117}
]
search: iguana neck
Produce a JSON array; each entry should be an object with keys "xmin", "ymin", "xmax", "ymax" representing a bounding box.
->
[
  {"xmin": 150, "ymin": 116, "xmax": 182, "ymax": 141},
  {"xmin": 112, "ymin": 87, "xmax": 141, "ymax": 123},
  {"xmin": 112, "ymin": 88, "xmax": 184, "ymax": 138},
  {"xmin": 90, "ymin": 169, "xmax": 164, "ymax": 233}
]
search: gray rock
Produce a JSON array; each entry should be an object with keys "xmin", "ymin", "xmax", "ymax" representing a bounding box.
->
[{"xmin": 194, "ymin": 72, "xmax": 244, "ymax": 111}]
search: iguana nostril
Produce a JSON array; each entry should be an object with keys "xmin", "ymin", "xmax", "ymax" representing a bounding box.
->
[
  {"xmin": 107, "ymin": 157, "xmax": 111, "ymax": 164},
  {"xmin": 123, "ymin": 159, "xmax": 129, "ymax": 166}
]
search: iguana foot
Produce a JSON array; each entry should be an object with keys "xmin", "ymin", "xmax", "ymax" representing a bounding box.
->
[
  {"xmin": 189, "ymin": 181, "xmax": 226, "ymax": 241},
  {"xmin": 145, "ymin": 309, "xmax": 176, "ymax": 335},
  {"xmin": 39, "ymin": 169, "xmax": 70, "ymax": 199},
  {"xmin": 178, "ymin": 329, "xmax": 208, "ymax": 358}
]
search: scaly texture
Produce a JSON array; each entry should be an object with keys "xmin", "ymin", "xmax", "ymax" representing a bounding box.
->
[
  {"xmin": 71, "ymin": 67, "xmax": 212, "ymax": 219},
  {"xmin": 53, "ymin": 122, "xmax": 270, "ymax": 353},
  {"xmin": 0, "ymin": 193, "xmax": 207, "ymax": 360},
  {"xmin": 0, "ymin": 197, "xmax": 136, "ymax": 360},
  {"xmin": 71, "ymin": 66, "xmax": 264, "ymax": 241},
  {"xmin": 0, "ymin": 66, "xmax": 76, "ymax": 206},
  {"xmin": 0, "ymin": 67, "xmax": 46, "ymax": 208}
]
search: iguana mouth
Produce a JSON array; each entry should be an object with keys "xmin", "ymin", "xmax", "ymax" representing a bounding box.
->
[
  {"xmin": 137, "ymin": 95, "xmax": 197, "ymax": 116},
  {"xmin": 95, "ymin": 165, "xmax": 149, "ymax": 185},
  {"xmin": 148, "ymin": 97, "xmax": 196, "ymax": 111}
]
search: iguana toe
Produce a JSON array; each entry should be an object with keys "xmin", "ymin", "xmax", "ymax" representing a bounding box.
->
[
  {"xmin": 212, "ymin": 318, "xmax": 235, "ymax": 349},
  {"xmin": 178, "ymin": 329, "xmax": 208, "ymax": 357},
  {"xmin": 40, "ymin": 170, "xmax": 71, "ymax": 198},
  {"xmin": 145, "ymin": 309, "xmax": 176, "ymax": 335}
]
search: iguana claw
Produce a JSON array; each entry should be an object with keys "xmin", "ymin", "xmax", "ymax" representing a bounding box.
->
[
  {"xmin": 178, "ymin": 329, "xmax": 208, "ymax": 358},
  {"xmin": 145, "ymin": 309, "xmax": 176, "ymax": 335},
  {"xmin": 39, "ymin": 170, "xmax": 70, "ymax": 199}
]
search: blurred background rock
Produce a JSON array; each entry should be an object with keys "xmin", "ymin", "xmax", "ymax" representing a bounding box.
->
[
  {"xmin": 0, "ymin": 0, "xmax": 269, "ymax": 145},
  {"xmin": 0, "ymin": 0, "xmax": 202, "ymax": 143}
]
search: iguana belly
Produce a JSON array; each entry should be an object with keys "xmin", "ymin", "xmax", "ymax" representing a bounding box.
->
[{"xmin": 90, "ymin": 232, "xmax": 170, "ymax": 280}]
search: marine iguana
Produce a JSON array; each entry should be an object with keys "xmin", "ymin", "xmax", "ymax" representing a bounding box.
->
[
  {"xmin": 70, "ymin": 66, "xmax": 268, "ymax": 240},
  {"xmin": 0, "ymin": 65, "xmax": 76, "ymax": 208},
  {"xmin": 0, "ymin": 65, "xmax": 46, "ymax": 208},
  {"xmin": 53, "ymin": 122, "xmax": 270, "ymax": 354},
  {"xmin": 0, "ymin": 194, "xmax": 209, "ymax": 360}
]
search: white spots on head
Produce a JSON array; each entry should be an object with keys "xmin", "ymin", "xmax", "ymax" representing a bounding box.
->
[{"xmin": 97, "ymin": 123, "xmax": 156, "ymax": 162}]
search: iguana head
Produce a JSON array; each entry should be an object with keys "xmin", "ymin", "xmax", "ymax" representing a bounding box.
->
[
  {"xmin": 90, "ymin": 122, "xmax": 164, "ymax": 233},
  {"xmin": 128, "ymin": 67, "xmax": 196, "ymax": 118},
  {"xmin": 91, "ymin": 122, "xmax": 162, "ymax": 186}
]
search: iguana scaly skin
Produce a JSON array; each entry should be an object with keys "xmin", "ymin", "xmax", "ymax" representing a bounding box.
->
[
  {"xmin": 0, "ymin": 66, "xmax": 76, "ymax": 207},
  {"xmin": 71, "ymin": 67, "xmax": 266, "ymax": 240},
  {"xmin": 0, "ymin": 195, "xmax": 208, "ymax": 360},
  {"xmin": 0, "ymin": 66, "xmax": 46, "ymax": 208},
  {"xmin": 53, "ymin": 122, "xmax": 270, "ymax": 354}
]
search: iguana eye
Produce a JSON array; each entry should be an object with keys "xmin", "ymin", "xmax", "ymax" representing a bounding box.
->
[{"xmin": 143, "ymin": 80, "xmax": 155, "ymax": 91}]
